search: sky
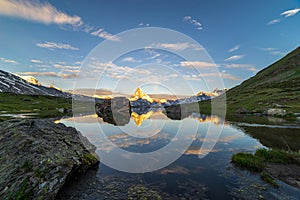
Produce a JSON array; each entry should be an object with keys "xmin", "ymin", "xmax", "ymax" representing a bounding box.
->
[{"xmin": 0, "ymin": 0, "xmax": 300, "ymax": 95}]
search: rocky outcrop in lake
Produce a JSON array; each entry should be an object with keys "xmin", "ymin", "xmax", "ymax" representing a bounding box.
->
[
  {"xmin": 95, "ymin": 97, "xmax": 131, "ymax": 126},
  {"xmin": 0, "ymin": 119, "xmax": 99, "ymax": 200}
]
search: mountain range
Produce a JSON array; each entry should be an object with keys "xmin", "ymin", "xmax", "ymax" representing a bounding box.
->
[{"xmin": 0, "ymin": 70, "xmax": 71, "ymax": 98}]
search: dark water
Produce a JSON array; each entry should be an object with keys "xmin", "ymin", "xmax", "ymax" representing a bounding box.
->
[{"xmin": 58, "ymin": 112, "xmax": 300, "ymax": 199}]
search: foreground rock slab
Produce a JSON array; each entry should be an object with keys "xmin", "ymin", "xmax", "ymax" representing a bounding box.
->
[{"xmin": 0, "ymin": 119, "xmax": 99, "ymax": 200}]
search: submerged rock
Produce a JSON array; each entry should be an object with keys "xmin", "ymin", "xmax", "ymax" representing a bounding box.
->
[{"xmin": 0, "ymin": 119, "xmax": 99, "ymax": 200}]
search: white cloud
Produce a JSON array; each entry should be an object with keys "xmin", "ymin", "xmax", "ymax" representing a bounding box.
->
[
  {"xmin": 0, "ymin": 0, "xmax": 82, "ymax": 26},
  {"xmin": 220, "ymin": 73, "xmax": 241, "ymax": 81},
  {"xmin": 228, "ymin": 45, "xmax": 240, "ymax": 52},
  {"xmin": 261, "ymin": 47, "xmax": 286, "ymax": 56},
  {"xmin": 148, "ymin": 42, "xmax": 202, "ymax": 51},
  {"xmin": 53, "ymin": 64, "xmax": 80, "ymax": 71},
  {"xmin": 138, "ymin": 22, "xmax": 150, "ymax": 27},
  {"xmin": 269, "ymin": 51, "xmax": 286, "ymax": 56},
  {"xmin": 36, "ymin": 41, "xmax": 79, "ymax": 50},
  {"xmin": 91, "ymin": 28, "xmax": 120, "ymax": 42},
  {"xmin": 30, "ymin": 59, "xmax": 43, "ymax": 64},
  {"xmin": 183, "ymin": 16, "xmax": 202, "ymax": 30},
  {"xmin": 18, "ymin": 71, "xmax": 78, "ymax": 79},
  {"xmin": 224, "ymin": 64, "xmax": 257, "ymax": 72},
  {"xmin": 184, "ymin": 72, "xmax": 240, "ymax": 81},
  {"xmin": 268, "ymin": 19, "xmax": 281, "ymax": 25},
  {"xmin": 262, "ymin": 47, "xmax": 277, "ymax": 51},
  {"xmin": 281, "ymin": 8, "xmax": 300, "ymax": 17},
  {"xmin": 0, "ymin": 57, "xmax": 18, "ymax": 64},
  {"xmin": 180, "ymin": 61, "xmax": 217, "ymax": 68},
  {"xmin": 224, "ymin": 55, "xmax": 244, "ymax": 61},
  {"xmin": 122, "ymin": 57, "xmax": 141, "ymax": 63}
]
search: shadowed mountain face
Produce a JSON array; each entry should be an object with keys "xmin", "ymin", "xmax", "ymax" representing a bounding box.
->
[
  {"xmin": 221, "ymin": 46, "xmax": 300, "ymax": 113},
  {"xmin": 0, "ymin": 70, "xmax": 71, "ymax": 98}
]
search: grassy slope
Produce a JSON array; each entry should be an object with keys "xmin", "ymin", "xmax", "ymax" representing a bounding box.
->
[
  {"xmin": 199, "ymin": 46, "xmax": 300, "ymax": 114},
  {"xmin": 0, "ymin": 93, "xmax": 72, "ymax": 121}
]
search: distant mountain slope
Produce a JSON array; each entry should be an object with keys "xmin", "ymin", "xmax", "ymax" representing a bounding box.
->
[
  {"xmin": 0, "ymin": 70, "xmax": 71, "ymax": 98},
  {"xmin": 224, "ymin": 46, "xmax": 300, "ymax": 113}
]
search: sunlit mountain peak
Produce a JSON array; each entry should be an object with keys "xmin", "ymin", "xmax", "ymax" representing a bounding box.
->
[{"xmin": 130, "ymin": 87, "xmax": 154, "ymax": 103}]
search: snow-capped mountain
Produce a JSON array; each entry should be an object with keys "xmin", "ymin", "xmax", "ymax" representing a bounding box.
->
[
  {"xmin": 130, "ymin": 87, "xmax": 154, "ymax": 103},
  {"xmin": 0, "ymin": 70, "xmax": 71, "ymax": 98},
  {"xmin": 162, "ymin": 92, "xmax": 216, "ymax": 106}
]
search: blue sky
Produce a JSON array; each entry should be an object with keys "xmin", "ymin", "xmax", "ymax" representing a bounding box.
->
[{"xmin": 0, "ymin": 0, "xmax": 300, "ymax": 95}]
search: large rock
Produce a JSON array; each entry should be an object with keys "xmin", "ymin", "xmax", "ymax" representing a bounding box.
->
[
  {"xmin": 95, "ymin": 97, "xmax": 131, "ymax": 126},
  {"xmin": 0, "ymin": 119, "xmax": 99, "ymax": 200},
  {"xmin": 263, "ymin": 108, "xmax": 286, "ymax": 116}
]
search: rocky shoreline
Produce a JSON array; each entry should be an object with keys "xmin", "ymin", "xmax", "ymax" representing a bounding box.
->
[{"xmin": 0, "ymin": 119, "xmax": 99, "ymax": 200}]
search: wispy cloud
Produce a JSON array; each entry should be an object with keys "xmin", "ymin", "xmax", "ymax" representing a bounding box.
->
[
  {"xmin": 91, "ymin": 28, "xmax": 120, "ymax": 41},
  {"xmin": 261, "ymin": 48, "xmax": 277, "ymax": 51},
  {"xmin": 30, "ymin": 59, "xmax": 43, "ymax": 64},
  {"xmin": 261, "ymin": 47, "xmax": 286, "ymax": 56},
  {"xmin": 18, "ymin": 71, "xmax": 78, "ymax": 79},
  {"xmin": 268, "ymin": 8, "xmax": 300, "ymax": 25},
  {"xmin": 224, "ymin": 64, "xmax": 257, "ymax": 72},
  {"xmin": 269, "ymin": 51, "xmax": 286, "ymax": 56},
  {"xmin": 180, "ymin": 61, "xmax": 217, "ymax": 69},
  {"xmin": 228, "ymin": 45, "xmax": 240, "ymax": 52},
  {"xmin": 0, "ymin": 1, "xmax": 119, "ymax": 42},
  {"xmin": 0, "ymin": 57, "xmax": 18, "ymax": 64},
  {"xmin": 122, "ymin": 57, "xmax": 141, "ymax": 63},
  {"xmin": 53, "ymin": 63, "xmax": 80, "ymax": 70},
  {"xmin": 138, "ymin": 22, "xmax": 150, "ymax": 27},
  {"xmin": 183, "ymin": 16, "xmax": 203, "ymax": 30},
  {"xmin": 148, "ymin": 42, "xmax": 202, "ymax": 51},
  {"xmin": 281, "ymin": 8, "xmax": 300, "ymax": 17},
  {"xmin": 268, "ymin": 19, "xmax": 281, "ymax": 25},
  {"xmin": 184, "ymin": 72, "xmax": 240, "ymax": 81},
  {"xmin": 0, "ymin": 0, "xmax": 82, "ymax": 26},
  {"xmin": 36, "ymin": 41, "xmax": 79, "ymax": 50},
  {"xmin": 224, "ymin": 55, "xmax": 244, "ymax": 61}
]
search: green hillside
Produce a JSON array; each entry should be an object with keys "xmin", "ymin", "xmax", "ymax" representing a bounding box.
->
[{"xmin": 200, "ymin": 46, "xmax": 300, "ymax": 115}]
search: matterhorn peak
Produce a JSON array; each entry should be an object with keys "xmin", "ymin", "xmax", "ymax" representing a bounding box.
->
[{"xmin": 130, "ymin": 87, "xmax": 153, "ymax": 103}]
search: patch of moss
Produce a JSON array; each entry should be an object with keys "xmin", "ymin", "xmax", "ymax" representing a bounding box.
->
[
  {"xmin": 128, "ymin": 184, "xmax": 162, "ymax": 200},
  {"xmin": 81, "ymin": 153, "xmax": 99, "ymax": 165},
  {"xmin": 232, "ymin": 148, "xmax": 300, "ymax": 187}
]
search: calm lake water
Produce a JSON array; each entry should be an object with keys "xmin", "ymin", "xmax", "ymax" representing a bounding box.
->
[{"xmin": 57, "ymin": 111, "xmax": 300, "ymax": 199}]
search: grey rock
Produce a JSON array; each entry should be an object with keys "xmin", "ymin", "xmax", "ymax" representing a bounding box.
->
[
  {"xmin": 0, "ymin": 119, "xmax": 99, "ymax": 200},
  {"xmin": 264, "ymin": 108, "xmax": 286, "ymax": 116}
]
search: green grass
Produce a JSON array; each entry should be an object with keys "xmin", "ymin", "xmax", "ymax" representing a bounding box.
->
[
  {"xmin": 232, "ymin": 148, "xmax": 300, "ymax": 187},
  {"xmin": 232, "ymin": 152, "xmax": 264, "ymax": 172},
  {"xmin": 255, "ymin": 148, "xmax": 297, "ymax": 164},
  {"xmin": 0, "ymin": 93, "xmax": 72, "ymax": 121}
]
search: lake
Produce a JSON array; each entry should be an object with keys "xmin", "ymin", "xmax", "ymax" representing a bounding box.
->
[{"xmin": 57, "ymin": 111, "xmax": 300, "ymax": 199}]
